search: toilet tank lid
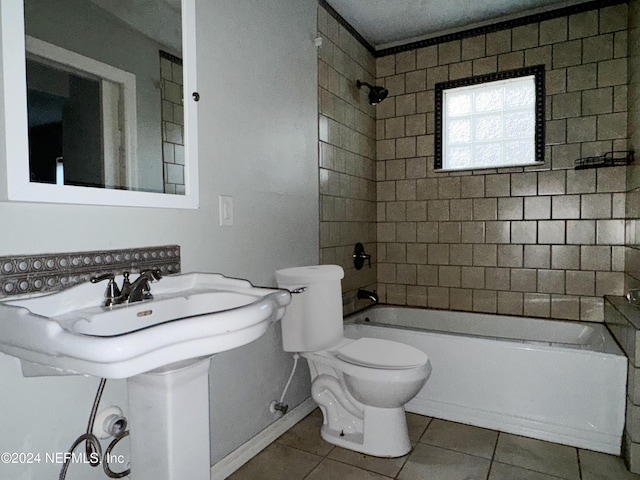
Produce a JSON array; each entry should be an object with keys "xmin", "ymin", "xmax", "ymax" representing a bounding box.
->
[{"xmin": 276, "ymin": 265, "xmax": 344, "ymax": 284}]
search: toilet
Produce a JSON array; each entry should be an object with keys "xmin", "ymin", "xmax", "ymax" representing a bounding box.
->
[{"xmin": 276, "ymin": 265, "xmax": 431, "ymax": 457}]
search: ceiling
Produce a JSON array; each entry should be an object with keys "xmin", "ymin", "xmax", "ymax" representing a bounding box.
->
[{"xmin": 326, "ymin": 0, "xmax": 594, "ymax": 49}]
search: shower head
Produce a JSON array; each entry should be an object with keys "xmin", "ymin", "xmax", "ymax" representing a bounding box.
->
[{"xmin": 356, "ymin": 80, "xmax": 388, "ymax": 105}]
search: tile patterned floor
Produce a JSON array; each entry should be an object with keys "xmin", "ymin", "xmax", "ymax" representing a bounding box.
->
[{"xmin": 228, "ymin": 409, "xmax": 640, "ymax": 480}]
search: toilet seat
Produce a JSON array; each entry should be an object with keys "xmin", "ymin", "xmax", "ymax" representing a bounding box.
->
[{"xmin": 335, "ymin": 338, "xmax": 428, "ymax": 370}]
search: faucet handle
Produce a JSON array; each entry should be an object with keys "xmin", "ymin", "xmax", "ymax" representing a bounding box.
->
[
  {"xmin": 139, "ymin": 269, "xmax": 162, "ymax": 281},
  {"xmin": 91, "ymin": 273, "xmax": 122, "ymax": 307},
  {"xmin": 353, "ymin": 243, "xmax": 372, "ymax": 270}
]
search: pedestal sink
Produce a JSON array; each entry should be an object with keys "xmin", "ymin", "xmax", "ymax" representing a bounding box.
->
[{"xmin": 0, "ymin": 272, "xmax": 291, "ymax": 480}]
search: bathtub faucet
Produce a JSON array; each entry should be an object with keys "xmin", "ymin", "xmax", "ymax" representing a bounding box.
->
[
  {"xmin": 627, "ymin": 289, "xmax": 640, "ymax": 306},
  {"xmin": 357, "ymin": 289, "xmax": 378, "ymax": 303}
]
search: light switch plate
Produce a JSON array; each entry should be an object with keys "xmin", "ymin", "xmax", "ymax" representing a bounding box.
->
[{"xmin": 219, "ymin": 195, "xmax": 234, "ymax": 226}]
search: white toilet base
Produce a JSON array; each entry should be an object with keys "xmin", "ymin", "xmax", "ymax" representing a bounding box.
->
[{"xmin": 319, "ymin": 405, "xmax": 411, "ymax": 457}]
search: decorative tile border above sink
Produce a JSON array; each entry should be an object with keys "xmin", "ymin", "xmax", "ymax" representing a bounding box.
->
[{"xmin": 0, "ymin": 245, "xmax": 181, "ymax": 298}]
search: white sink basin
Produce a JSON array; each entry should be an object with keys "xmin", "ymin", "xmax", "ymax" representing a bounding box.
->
[{"xmin": 0, "ymin": 273, "xmax": 291, "ymax": 378}]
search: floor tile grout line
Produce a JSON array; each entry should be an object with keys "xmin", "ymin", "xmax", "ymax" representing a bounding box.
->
[
  {"xmin": 577, "ymin": 448, "xmax": 583, "ymax": 480},
  {"xmin": 300, "ymin": 456, "xmax": 325, "ymax": 480},
  {"xmin": 485, "ymin": 430, "xmax": 501, "ymax": 479}
]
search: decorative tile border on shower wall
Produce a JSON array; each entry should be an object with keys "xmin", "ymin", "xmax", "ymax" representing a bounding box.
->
[{"xmin": 0, "ymin": 245, "xmax": 181, "ymax": 298}]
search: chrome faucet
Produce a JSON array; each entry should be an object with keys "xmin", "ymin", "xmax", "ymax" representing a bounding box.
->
[
  {"xmin": 627, "ymin": 289, "xmax": 640, "ymax": 306},
  {"xmin": 121, "ymin": 270, "xmax": 163, "ymax": 303},
  {"xmin": 357, "ymin": 289, "xmax": 378, "ymax": 303},
  {"xmin": 91, "ymin": 270, "xmax": 162, "ymax": 306}
]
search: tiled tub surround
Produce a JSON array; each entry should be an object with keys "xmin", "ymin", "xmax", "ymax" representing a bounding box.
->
[
  {"xmin": 374, "ymin": 3, "xmax": 629, "ymax": 322},
  {"xmin": 0, "ymin": 245, "xmax": 181, "ymax": 298},
  {"xmin": 606, "ymin": 296, "xmax": 640, "ymax": 473},
  {"xmin": 317, "ymin": 6, "xmax": 378, "ymax": 315}
]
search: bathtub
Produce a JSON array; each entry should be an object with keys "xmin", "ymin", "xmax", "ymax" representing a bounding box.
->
[{"xmin": 343, "ymin": 306, "xmax": 627, "ymax": 455}]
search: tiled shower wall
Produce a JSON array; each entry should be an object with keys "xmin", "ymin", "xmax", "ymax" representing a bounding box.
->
[
  {"xmin": 375, "ymin": 3, "xmax": 629, "ymax": 322},
  {"xmin": 629, "ymin": 0, "xmax": 640, "ymax": 287},
  {"xmin": 317, "ymin": 6, "xmax": 377, "ymax": 314},
  {"xmin": 160, "ymin": 51, "xmax": 185, "ymax": 195}
]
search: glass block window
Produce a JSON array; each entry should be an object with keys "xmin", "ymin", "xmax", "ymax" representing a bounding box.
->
[{"xmin": 435, "ymin": 65, "xmax": 545, "ymax": 171}]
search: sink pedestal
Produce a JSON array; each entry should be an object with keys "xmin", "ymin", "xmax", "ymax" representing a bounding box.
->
[{"xmin": 127, "ymin": 357, "xmax": 212, "ymax": 480}]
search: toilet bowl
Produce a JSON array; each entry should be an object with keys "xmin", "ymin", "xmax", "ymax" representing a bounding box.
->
[{"xmin": 275, "ymin": 265, "xmax": 431, "ymax": 457}]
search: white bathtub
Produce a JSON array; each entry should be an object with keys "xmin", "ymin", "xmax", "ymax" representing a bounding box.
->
[{"xmin": 344, "ymin": 306, "xmax": 627, "ymax": 455}]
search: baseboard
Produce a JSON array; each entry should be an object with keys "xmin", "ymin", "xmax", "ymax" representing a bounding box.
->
[{"xmin": 210, "ymin": 397, "xmax": 317, "ymax": 480}]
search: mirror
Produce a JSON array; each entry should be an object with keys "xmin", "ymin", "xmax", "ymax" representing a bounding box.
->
[{"xmin": 0, "ymin": 0, "xmax": 199, "ymax": 208}]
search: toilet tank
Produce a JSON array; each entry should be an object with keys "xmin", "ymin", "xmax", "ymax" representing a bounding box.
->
[{"xmin": 275, "ymin": 265, "xmax": 344, "ymax": 352}]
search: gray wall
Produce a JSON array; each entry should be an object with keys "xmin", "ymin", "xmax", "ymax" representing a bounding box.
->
[{"xmin": 0, "ymin": 0, "xmax": 318, "ymax": 477}]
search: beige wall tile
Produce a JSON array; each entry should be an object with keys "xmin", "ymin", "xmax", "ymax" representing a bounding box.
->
[
  {"xmin": 566, "ymin": 220, "xmax": 596, "ymax": 244},
  {"xmin": 582, "ymin": 193, "xmax": 612, "ymax": 218},
  {"xmin": 428, "ymin": 286, "xmax": 449, "ymax": 308},
  {"xmin": 538, "ymin": 269, "xmax": 565, "ymax": 294},
  {"xmin": 450, "ymin": 244, "xmax": 474, "ymax": 266},
  {"xmin": 567, "ymin": 64, "xmax": 597, "ymax": 92},
  {"xmin": 486, "ymin": 29, "xmax": 512, "ymax": 55},
  {"xmin": 553, "ymin": 39, "xmax": 583, "ymax": 68},
  {"xmin": 541, "ymin": 17, "xmax": 568, "ymax": 44},
  {"xmin": 485, "ymin": 221, "xmax": 511, "ymax": 243},
  {"xmin": 524, "ymin": 245, "xmax": 551, "ymax": 268},
  {"xmin": 473, "ymin": 289, "xmax": 498, "ymax": 313},
  {"xmin": 461, "ymin": 176, "xmax": 486, "ymax": 198},
  {"xmin": 497, "ymin": 291, "xmax": 524, "ymax": 315},
  {"xmin": 428, "ymin": 244, "xmax": 450, "ymax": 264},
  {"xmin": 581, "ymin": 245, "xmax": 611, "ymax": 271},
  {"xmin": 566, "ymin": 270, "xmax": 595, "ymax": 296},
  {"xmin": 511, "ymin": 172, "xmax": 538, "ymax": 196},
  {"xmin": 511, "ymin": 221, "xmax": 537, "ymax": 244},
  {"xmin": 524, "ymin": 196, "xmax": 551, "ymax": 219},
  {"xmin": 580, "ymin": 296, "xmax": 603, "ymax": 322},
  {"xmin": 568, "ymin": 10, "xmax": 598, "ymax": 39},
  {"xmin": 461, "ymin": 222, "xmax": 486, "ymax": 243},
  {"xmin": 551, "ymin": 294, "xmax": 580, "ymax": 319},
  {"xmin": 524, "ymin": 292, "xmax": 551, "ymax": 317},
  {"xmin": 407, "ymin": 285, "xmax": 428, "ymax": 307},
  {"xmin": 450, "ymin": 288, "xmax": 473, "ymax": 310},
  {"xmin": 596, "ymin": 219, "xmax": 625, "ymax": 245},
  {"xmin": 485, "ymin": 267, "xmax": 511, "ymax": 290},
  {"xmin": 439, "ymin": 41, "xmax": 461, "ymax": 64},
  {"xmin": 438, "ymin": 177, "xmax": 461, "ymax": 199},
  {"xmin": 485, "ymin": 174, "xmax": 511, "ymax": 197},
  {"xmin": 462, "ymin": 266, "xmax": 485, "ymax": 288},
  {"xmin": 552, "ymin": 195, "xmax": 581, "ymax": 219},
  {"xmin": 450, "ymin": 199, "xmax": 474, "ymax": 221},
  {"xmin": 596, "ymin": 271, "xmax": 625, "ymax": 295},
  {"xmin": 538, "ymin": 220, "xmax": 565, "ymax": 244},
  {"xmin": 473, "ymin": 244, "xmax": 498, "ymax": 266},
  {"xmin": 513, "ymin": 23, "xmax": 539, "ymax": 50},
  {"xmin": 511, "ymin": 269, "xmax": 537, "ymax": 292},
  {"xmin": 473, "ymin": 198, "xmax": 498, "ymax": 220},
  {"xmin": 551, "ymin": 245, "xmax": 580, "ymax": 270},
  {"xmin": 498, "ymin": 245, "xmax": 524, "ymax": 268},
  {"xmin": 439, "ymin": 265, "xmax": 461, "ymax": 287},
  {"xmin": 439, "ymin": 222, "xmax": 462, "ymax": 243},
  {"xmin": 498, "ymin": 197, "xmax": 524, "ymax": 220}
]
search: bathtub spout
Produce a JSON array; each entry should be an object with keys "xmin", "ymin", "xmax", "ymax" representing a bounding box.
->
[{"xmin": 357, "ymin": 289, "xmax": 378, "ymax": 303}]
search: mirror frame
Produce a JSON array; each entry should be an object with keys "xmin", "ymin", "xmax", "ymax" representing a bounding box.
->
[{"xmin": 0, "ymin": 0, "xmax": 199, "ymax": 209}]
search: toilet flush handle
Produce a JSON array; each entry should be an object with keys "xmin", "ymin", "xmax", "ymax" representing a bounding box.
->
[{"xmin": 290, "ymin": 286, "xmax": 308, "ymax": 294}]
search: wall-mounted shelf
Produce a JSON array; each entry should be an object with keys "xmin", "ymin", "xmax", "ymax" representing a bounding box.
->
[{"xmin": 574, "ymin": 150, "xmax": 634, "ymax": 170}]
